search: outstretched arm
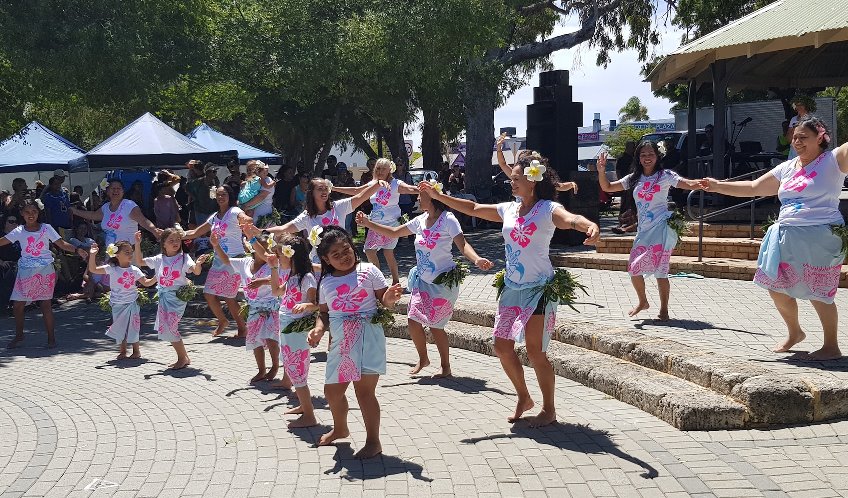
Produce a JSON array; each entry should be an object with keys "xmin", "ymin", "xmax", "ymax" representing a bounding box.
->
[
  {"xmin": 699, "ymin": 173, "xmax": 780, "ymax": 198},
  {"xmin": 53, "ymin": 238, "xmax": 89, "ymax": 259},
  {"xmin": 355, "ymin": 212, "xmax": 413, "ymax": 239},
  {"xmin": 133, "ymin": 231, "xmax": 146, "ymax": 268},
  {"xmin": 182, "ymin": 221, "xmax": 211, "ymax": 240},
  {"xmin": 418, "ymin": 182, "xmax": 502, "ymax": 222},
  {"xmin": 552, "ymin": 206, "xmax": 600, "ymax": 245},
  {"xmin": 331, "ymin": 183, "xmax": 370, "ymax": 196},
  {"xmin": 130, "ymin": 206, "xmax": 161, "ymax": 239},
  {"xmin": 87, "ymin": 244, "xmax": 107, "ymax": 275},
  {"xmin": 71, "ymin": 207, "xmax": 104, "ymax": 222},
  {"xmin": 675, "ymin": 178, "xmax": 705, "ymax": 191},
  {"xmin": 835, "ymin": 141, "xmax": 848, "ymax": 173},
  {"xmin": 348, "ymin": 180, "xmax": 388, "ymax": 210},
  {"xmin": 397, "ymin": 181, "xmax": 419, "ymax": 195},
  {"xmin": 452, "ymin": 234, "xmax": 494, "ymax": 270},
  {"xmin": 495, "ymin": 135, "xmax": 512, "ymax": 176}
]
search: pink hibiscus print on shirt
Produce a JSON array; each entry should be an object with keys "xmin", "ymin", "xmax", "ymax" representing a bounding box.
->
[
  {"xmin": 282, "ymin": 285, "xmax": 303, "ymax": 311},
  {"xmin": 783, "ymin": 170, "xmax": 818, "ymax": 193},
  {"xmin": 25, "ymin": 236, "xmax": 45, "ymax": 257},
  {"xmin": 637, "ymin": 182, "xmax": 661, "ymax": 202},
  {"xmin": 374, "ymin": 188, "xmax": 391, "ymax": 206},
  {"xmin": 118, "ymin": 271, "xmax": 136, "ymax": 289},
  {"xmin": 331, "ymin": 283, "xmax": 368, "ymax": 312},
  {"xmin": 509, "ymin": 218, "xmax": 538, "ymax": 248},
  {"xmin": 211, "ymin": 221, "xmax": 227, "ymax": 238},
  {"xmin": 159, "ymin": 266, "xmax": 180, "ymax": 287},
  {"xmin": 106, "ymin": 213, "xmax": 123, "ymax": 230},
  {"xmin": 419, "ymin": 229, "xmax": 441, "ymax": 249}
]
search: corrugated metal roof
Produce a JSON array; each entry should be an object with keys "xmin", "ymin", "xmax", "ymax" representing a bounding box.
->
[{"xmin": 675, "ymin": 0, "xmax": 848, "ymax": 55}]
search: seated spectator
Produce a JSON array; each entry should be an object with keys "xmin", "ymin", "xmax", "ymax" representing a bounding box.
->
[{"xmin": 69, "ymin": 220, "xmax": 95, "ymax": 250}]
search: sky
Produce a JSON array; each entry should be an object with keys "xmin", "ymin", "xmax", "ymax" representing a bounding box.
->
[{"xmin": 405, "ymin": 16, "xmax": 686, "ymax": 149}]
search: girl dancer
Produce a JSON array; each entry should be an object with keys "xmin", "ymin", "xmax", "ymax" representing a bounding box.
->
[
  {"xmin": 597, "ymin": 141, "xmax": 703, "ymax": 320},
  {"xmin": 210, "ymin": 231, "xmax": 284, "ymax": 383},
  {"xmin": 1, "ymin": 199, "xmax": 88, "ymax": 348},
  {"xmin": 89, "ymin": 239, "xmax": 157, "ymax": 359},
  {"xmin": 183, "ymin": 185, "xmax": 253, "ymax": 337},
  {"xmin": 363, "ymin": 159, "xmax": 418, "ymax": 285},
  {"xmin": 701, "ymin": 117, "xmax": 848, "ymax": 360},
  {"xmin": 71, "ymin": 178, "xmax": 161, "ymax": 244},
  {"xmin": 259, "ymin": 177, "xmax": 386, "ymax": 263},
  {"xmin": 356, "ymin": 184, "xmax": 493, "ymax": 377},
  {"xmin": 134, "ymin": 229, "xmax": 209, "ymax": 369},
  {"xmin": 310, "ymin": 226, "xmax": 403, "ymax": 458},
  {"xmin": 267, "ymin": 234, "xmax": 319, "ymax": 428},
  {"xmin": 420, "ymin": 154, "xmax": 600, "ymax": 427}
]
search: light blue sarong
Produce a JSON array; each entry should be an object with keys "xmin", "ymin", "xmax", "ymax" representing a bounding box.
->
[
  {"xmin": 280, "ymin": 314, "xmax": 311, "ymax": 388},
  {"xmin": 106, "ymin": 301, "xmax": 141, "ymax": 344},
  {"xmin": 155, "ymin": 288, "xmax": 188, "ymax": 342},
  {"xmin": 493, "ymin": 276, "xmax": 557, "ymax": 352},
  {"xmin": 407, "ymin": 266, "xmax": 459, "ymax": 329},
  {"xmin": 325, "ymin": 312, "xmax": 386, "ymax": 384}
]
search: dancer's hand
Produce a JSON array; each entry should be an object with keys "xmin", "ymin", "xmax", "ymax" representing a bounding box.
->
[
  {"xmin": 76, "ymin": 248, "xmax": 89, "ymax": 259},
  {"xmin": 584, "ymin": 222, "xmax": 601, "ymax": 245},
  {"xmin": 246, "ymin": 279, "xmax": 267, "ymax": 290},
  {"xmin": 475, "ymin": 258, "xmax": 494, "ymax": 271},
  {"xmin": 241, "ymin": 223, "xmax": 261, "ymax": 238},
  {"xmin": 266, "ymin": 254, "xmax": 279, "ymax": 267},
  {"xmin": 308, "ymin": 327, "xmax": 324, "ymax": 347},
  {"xmin": 699, "ymin": 178, "xmax": 719, "ymax": 191},
  {"xmin": 89, "ymin": 243, "xmax": 99, "ymax": 255},
  {"xmin": 383, "ymin": 283, "xmax": 403, "ymax": 306},
  {"xmin": 496, "ymin": 133, "xmax": 506, "ymax": 151},
  {"xmin": 595, "ymin": 152, "xmax": 607, "ymax": 175},
  {"xmin": 355, "ymin": 211, "xmax": 372, "ymax": 227},
  {"xmin": 210, "ymin": 232, "xmax": 220, "ymax": 247},
  {"xmin": 135, "ymin": 231, "xmax": 143, "ymax": 244},
  {"xmin": 195, "ymin": 253, "xmax": 211, "ymax": 266}
]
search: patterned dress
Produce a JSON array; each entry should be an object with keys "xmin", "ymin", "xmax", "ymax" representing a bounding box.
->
[
  {"xmin": 278, "ymin": 271, "xmax": 318, "ymax": 388},
  {"xmin": 364, "ymin": 179, "xmax": 401, "ymax": 251}
]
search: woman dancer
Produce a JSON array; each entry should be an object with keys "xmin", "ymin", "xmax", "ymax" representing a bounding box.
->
[
  {"xmin": 362, "ymin": 159, "xmax": 418, "ymax": 284},
  {"xmin": 420, "ymin": 155, "xmax": 599, "ymax": 427},
  {"xmin": 71, "ymin": 178, "xmax": 161, "ymax": 244},
  {"xmin": 310, "ymin": 226, "xmax": 403, "ymax": 458},
  {"xmin": 700, "ymin": 117, "xmax": 848, "ymax": 360},
  {"xmin": 135, "ymin": 229, "xmax": 208, "ymax": 369},
  {"xmin": 597, "ymin": 141, "xmax": 703, "ymax": 320},
  {"xmin": 89, "ymin": 239, "xmax": 157, "ymax": 359},
  {"xmin": 1, "ymin": 199, "xmax": 88, "ymax": 348},
  {"xmin": 267, "ymin": 234, "xmax": 319, "ymax": 427},
  {"xmin": 259, "ymin": 177, "xmax": 386, "ymax": 263},
  {"xmin": 356, "ymin": 185, "xmax": 493, "ymax": 377},
  {"xmin": 183, "ymin": 185, "xmax": 253, "ymax": 337}
]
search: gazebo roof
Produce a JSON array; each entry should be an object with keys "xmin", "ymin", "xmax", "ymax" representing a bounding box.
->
[{"xmin": 648, "ymin": 0, "xmax": 848, "ymax": 90}]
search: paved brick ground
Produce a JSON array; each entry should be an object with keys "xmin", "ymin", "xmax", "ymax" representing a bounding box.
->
[{"xmin": 2, "ymin": 304, "xmax": 848, "ymax": 497}]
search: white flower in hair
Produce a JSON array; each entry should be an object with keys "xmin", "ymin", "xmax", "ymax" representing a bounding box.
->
[
  {"xmin": 209, "ymin": 186, "xmax": 218, "ymax": 199},
  {"xmin": 34, "ymin": 199, "xmax": 44, "ymax": 210},
  {"xmin": 390, "ymin": 162, "xmax": 397, "ymax": 174},
  {"xmin": 524, "ymin": 160, "xmax": 546, "ymax": 182},
  {"xmin": 428, "ymin": 180, "xmax": 444, "ymax": 194},
  {"xmin": 99, "ymin": 178, "xmax": 109, "ymax": 190},
  {"xmin": 657, "ymin": 142, "xmax": 667, "ymax": 157},
  {"xmin": 308, "ymin": 226, "xmax": 323, "ymax": 248},
  {"xmin": 280, "ymin": 245, "xmax": 295, "ymax": 258},
  {"xmin": 266, "ymin": 236, "xmax": 276, "ymax": 250},
  {"xmin": 326, "ymin": 180, "xmax": 333, "ymax": 194},
  {"xmin": 105, "ymin": 244, "xmax": 118, "ymax": 258}
]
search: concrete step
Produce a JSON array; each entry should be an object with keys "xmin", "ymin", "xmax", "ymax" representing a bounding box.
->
[
  {"xmin": 385, "ymin": 314, "xmax": 749, "ymax": 430},
  {"xmin": 394, "ymin": 298, "xmax": 848, "ymax": 428},
  {"xmin": 552, "ymin": 251, "xmax": 848, "ymax": 287},
  {"xmin": 685, "ymin": 222, "xmax": 764, "ymax": 239},
  {"xmin": 597, "ymin": 236, "xmax": 762, "ymax": 260}
]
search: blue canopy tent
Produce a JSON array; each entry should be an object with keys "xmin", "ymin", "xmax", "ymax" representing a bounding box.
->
[
  {"xmin": 0, "ymin": 121, "xmax": 85, "ymax": 173},
  {"xmin": 187, "ymin": 123, "xmax": 281, "ymax": 164},
  {"xmin": 70, "ymin": 112, "xmax": 237, "ymax": 171}
]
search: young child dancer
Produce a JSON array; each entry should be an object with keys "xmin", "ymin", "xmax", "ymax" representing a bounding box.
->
[
  {"xmin": 266, "ymin": 234, "xmax": 319, "ymax": 428},
  {"xmin": 310, "ymin": 226, "xmax": 403, "ymax": 458},
  {"xmin": 0, "ymin": 198, "xmax": 88, "ymax": 348},
  {"xmin": 210, "ymin": 231, "xmax": 285, "ymax": 384},
  {"xmin": 89, "ymin": 239, "xmax": 157, "ymax": 359},
  {"xmin": 356, "ymin": 184, "xmax": 493, "ymax": 377},
  {"xmin": 134, "ymin": 229, "xmax": 209, "ymax": 369}
]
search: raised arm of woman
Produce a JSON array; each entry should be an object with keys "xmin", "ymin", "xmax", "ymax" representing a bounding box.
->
[
  {"xmin": 418, "ymin": 182, "xmax": 502, "ymax": 222},
  {"xmin": 835, "ymin": 141, "xmax": 848, "ymax": 173},
  {"xmin": 348, "ymin": 180, "xmax": 387, "ymax": 211},
  {"xmin": 596, "ymin": 153, "xmax": 627, "ymax": 193},
  {"xmin": 182, "ymin": 221, "xmax": 211, "ymax": 240},
  {"xmin": 71, "ymin": 206, "xmax": 104, "ymax": 222},
  {"xmin": 699, "ymin": 173, "xmax": 780, "ymax": 198}
]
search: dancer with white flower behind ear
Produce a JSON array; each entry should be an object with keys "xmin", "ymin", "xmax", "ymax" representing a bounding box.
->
[
  {"xmin": 421, "ymin": 153, "xmax": 600, "ymax": 427},
  {"xmin": 597, "ymin": 141, "xmax": 703, "ymax": 320}
]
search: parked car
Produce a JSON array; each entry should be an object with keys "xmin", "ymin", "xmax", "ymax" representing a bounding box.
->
[
  {"xmin": 409, "ymin": 169, "xmax": 439, "ymax": 185},
  {"xmin": 640, "ymin": 130, "xmax": 707, "ymax": 177}
]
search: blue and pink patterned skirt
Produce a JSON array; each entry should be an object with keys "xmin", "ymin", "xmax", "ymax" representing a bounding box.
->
[{"xmin": 325, "ymin": 312, "xmax": 386, "ymax": 384}]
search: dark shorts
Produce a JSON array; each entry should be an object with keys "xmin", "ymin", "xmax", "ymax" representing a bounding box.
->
[{"xmin": 532, "ymin": 297, "xmax": 547, "ymax": 316}]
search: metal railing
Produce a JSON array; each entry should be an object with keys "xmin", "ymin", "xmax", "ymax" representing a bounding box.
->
[{"xmin": 685, "ymin": 156, "xmax": 769, "ymax": 262}]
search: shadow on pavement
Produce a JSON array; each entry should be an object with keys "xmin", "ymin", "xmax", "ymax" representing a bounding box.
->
[
  {"xmin": 382, "ymin": 375, "xmax": 514, "ymax": 396},
  {"xmin": 94, "ymin": 358, "xmax": 163, "ymax": 370},
  {"xmin": 750, "ymin": 356, "xmax": 848, "ymax": 372},
  {"xmin": 324, "ymin": 442, "xmax": 433, "ymax": 482},
  {"xmin": 634, "ymin": 319, "xmax": 765, "ymax": 335},
  {"xmin": 461, "ymin": 423, "xmax": 659, "ymax": 479},
  {"xmin": 144, "ymin": 366, "xmax": 215, "ymax": 381}
]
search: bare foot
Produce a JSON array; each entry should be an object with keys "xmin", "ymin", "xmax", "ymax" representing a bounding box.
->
[
  {"xmin": 250, "ymin": 371, "xmax": 266, "ymax": 383},
  {"xmin": 773, "ymin": 331, "xmax": 806, "ymax": 352},
  {"xmin": 212, "ymin": 318, "xmax": 229, "ymax": 336},
  {"xmin": 410, "ymin": 359, "xmax": 430, "ymax": 375},
  {"xmin": 116, "ymin": 352, "xmax": 128, "ymax": 360},
  {"xmin": 508, "ymin": 397, "xmax": 535, "ymax": 423},
  {"xmin": 803, "ymin": 347, "xmax": 843, "ymax": 361},
  {"xmin": 433, "ymin": 367, "xmax": 452, "ymax": 378},
  {"xmin": 628, "ymin": 302, "xmax": 650, "ymax": 317},
  {"xmin": 354, "ymin": 441, "xmax": 383, "ymax": 459},
  {"xmin": 271, "ymin": 379, "xmax": 292, "ymax": 390},
  {"xmin": 318, "ymin": 427, "xmax": 350, "ymax": 446},
  {"xmin": 657, "ymin": 310, "xmax": 670, "ymax": 321},
  {"xmin": 129, "ymin": 352, "xmax": 141, "ymax": 359},
  {"xmin": 529, "ymin": 410, "xmax": 557, "ymax": 428},
  {"xmin": 285, "ymin": 405, "xmax": 304, "ymax": 415},
  {"xmin": 46, "ymin": 340, "xmax": 57, "ymax": 349},
  {"xmin": 234, "ymin": 326, "xmax": 247, "ymax": 339},
  {"xmin": 263, "ymin": 367, "xmax": 279, "ymax": 381},
  {"xmin": 6, "ymin": 336, "xmax": 23, "ymax": 349},
  {"xmin": 169, "ymin": 358, "xmax": 191, "ymax": 370},
  {"xmin": 287, "ymin": 414, "xmax": 318, "ymax": 428}
]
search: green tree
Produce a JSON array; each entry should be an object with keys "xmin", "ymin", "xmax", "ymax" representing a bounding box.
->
[
  {"xmin": 605, "ymin": 125, "xmax": 654, "ymax": 157},
  {"xmin": 618, "ymin": 97, "xmax": 650, "ymax": 123}
]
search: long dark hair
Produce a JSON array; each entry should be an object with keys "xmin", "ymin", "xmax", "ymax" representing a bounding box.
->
[
  {"xmin": 516, "ymin": 152, "xmax": 560, "ymax": 201},
  {"xmin": 220, "ymin": 184, "xmax": 237, "ymax": 209},
  {"xmin": 276, "ymin": 233, "xmax": 312, "ymax": 289},
  {"xmin": 625, "ymin": 140, "xmax": 665, "ymax": 205},
  {"xmin": 305, "ymin": 178, "xmax": 333, "ymax": 217},
  {"xmin": 315, "ymin": 226, "xmax": 358, "ymax": 295}
]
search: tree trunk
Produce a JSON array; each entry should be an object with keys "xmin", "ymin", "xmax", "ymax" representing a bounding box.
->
[
  {"xmin": 463, "ymin": 81, "xmax": 496, "ymax": 201},
  {"xmin": 421, "ymin": 105, "xmax": 442, "ymax": 171},
  {"xmin": 313, "ymin": 107, "xmax": 341, "ymax": 176},
  {"xmin": 384, "ymin": 124, "xmax": 408, "ymax": 170}
]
